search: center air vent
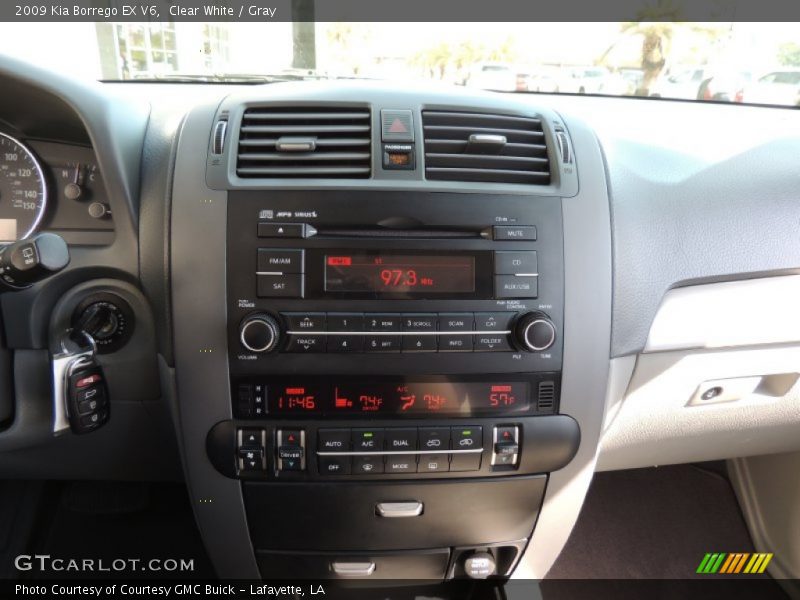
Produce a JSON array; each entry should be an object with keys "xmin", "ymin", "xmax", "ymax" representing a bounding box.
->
[
  {"xmin": 422, "ymin": 111, "xmax": 550, "ymax": 185},
  {"xmin": 236, "ymin": 107, "xmax": 371, "ymax": 178}
]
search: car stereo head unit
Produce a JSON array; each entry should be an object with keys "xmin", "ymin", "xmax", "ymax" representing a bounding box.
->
[{"xmin": 226, "ymin": 190, "xmax": 564, "ymax": 378}]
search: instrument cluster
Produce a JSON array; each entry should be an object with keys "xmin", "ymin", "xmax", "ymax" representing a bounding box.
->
[{"xmin": 0, "ymin": 131, "xmax": 113, "ymax": 245}]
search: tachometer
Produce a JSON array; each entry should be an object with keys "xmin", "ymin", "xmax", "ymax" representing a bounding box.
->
[{"xmin": 0, "ymin": 132, "xmax": 47, "ymax": 242}]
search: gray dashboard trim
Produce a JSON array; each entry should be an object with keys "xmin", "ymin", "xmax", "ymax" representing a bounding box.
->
[
  {"xmin": 514, "ymin": 113, "xmax": 612, "ymax": 578},
  {"xmin": 170, "ymin": 100, "xmax": 259, "ymax": 578}
]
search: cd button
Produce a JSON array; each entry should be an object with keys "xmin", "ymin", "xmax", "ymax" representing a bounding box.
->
[{"xmin": 494, "ymin": 251, "xmax": 537, "ymax": 275}]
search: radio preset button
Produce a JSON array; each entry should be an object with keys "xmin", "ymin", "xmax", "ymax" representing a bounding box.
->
[
  {"xmin": 494, "ymin": 275, "xmax": 538, "ymax": 299},
  {"xmin": 283, "ymin": 313, "xmax": 326, "ymax": 332},
  {"xmin": 440, "ymin": 335, "xmax": 473, "ymax": 352},
  {"xmin": 327, "ymin": 335, "xmax": 364, "ymax": 352},
  {"xmin": 367, "ymin": 313, "xmax": 402, "ymax": 331},
  {"xmin": 402, "ymin": 314, "xmax": 437, "ymax": 331},
  {"xmin": 494, "ymin": 251, "xmax": 537, "ymax": 275},
  {"xmin": 257, "ymin": 249, "xmax": 304, "ymax": 273},
  {"xmin": 385, "ymin": 428, "xmax": 418, "ymax": 451},
  {"xmin": 402, "ymin": 335, "xmax": 437, "ymax": 352},
  {"xmin": 438, "ymin": 313, "xmax": 474, "ymax": 331},
  {"xmin": 493, "ymin": 225, "xmax": 537, "ymax": 241},
  {"xmin": 285, "ymin": 335, "xmax": 325, "ymax": 353},
  {"xmin": 365, "ymin": 335, "xmax": 401, "ymax": 352},
  {"xmin": 257, "ymin": 273, "xmax": 304, "ymax": 298},
  {"xmin": 327, "ymin": 313, "xmax": 364, "ymax": 332},
  {"xmin": 318, "ymin": 429, "xmax": 351, "ymax": 452}
]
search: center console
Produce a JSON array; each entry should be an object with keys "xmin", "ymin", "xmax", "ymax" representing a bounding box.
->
[{"xmin": 203, "ymin": 189, "xmax": 579, "ymax": 578}]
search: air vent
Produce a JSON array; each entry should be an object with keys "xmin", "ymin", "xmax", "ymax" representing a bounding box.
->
[
  {"xmin": 236, "ymin": 107, "xmax": 371, "ymax": 178},
  {"xmin": 537, "ymin": 380, "xmax": 556, "ymax": 413},
  {"xmin": 422, "ymin": 111, "xmax": 550, "ymax": 184}
]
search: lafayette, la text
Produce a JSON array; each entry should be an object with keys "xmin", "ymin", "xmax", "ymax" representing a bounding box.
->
[{"xmin": 16, "ymin": 584, "xmax": 325, "ymax": 597}]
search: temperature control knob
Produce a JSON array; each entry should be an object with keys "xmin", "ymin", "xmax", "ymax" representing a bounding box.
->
[
  {"xmin": 240, "ymin": 314, "xmax": 280, "ymax": 353},
  {"xmin": 514, "ymin": 312, "xmax": 556, "ymax": 352}
]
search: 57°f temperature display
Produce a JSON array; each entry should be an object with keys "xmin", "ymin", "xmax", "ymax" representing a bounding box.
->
[{"xmin": 324, "ymin": 254, "xmax": 475, "ymax": 294}]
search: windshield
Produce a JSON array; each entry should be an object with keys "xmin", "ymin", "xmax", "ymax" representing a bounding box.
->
[{"xmin": 1, "ymin": 22, "xmax": 798, "ymax": 107}]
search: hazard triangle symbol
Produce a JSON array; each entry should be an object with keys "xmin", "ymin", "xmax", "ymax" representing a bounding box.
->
[{"xmin": 389, "ymin": 118, "xmax": 407, "ymax": 133}]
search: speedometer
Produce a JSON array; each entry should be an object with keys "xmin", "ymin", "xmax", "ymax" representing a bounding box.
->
[{"xmin": 0, "ymin": 132, "xmax": 47, "ymax": 242}]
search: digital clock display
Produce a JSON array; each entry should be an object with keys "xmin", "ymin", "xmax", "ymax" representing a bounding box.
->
[
  {"xmin": 266, "ymin": 381, "xmax": 530, "ymax": 416},
  {"xmin": 324, "ymin": 254, "xmax": 475, "ymax": 294}
]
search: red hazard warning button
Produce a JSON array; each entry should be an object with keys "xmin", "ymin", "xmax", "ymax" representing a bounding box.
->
[{"xmin": 381, "ymin": 109, "xmax": 414, "ymax": 142}]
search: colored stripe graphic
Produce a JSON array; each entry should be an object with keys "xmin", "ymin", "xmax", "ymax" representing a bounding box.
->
[{"xmin": 697, "ymin": 552, "xmax": 773, "ymax": 574}]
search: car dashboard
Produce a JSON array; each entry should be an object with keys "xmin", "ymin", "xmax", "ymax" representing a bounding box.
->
[{"xmin": 0, "ymin": 53, "xmax": 799, "ymax": 583}]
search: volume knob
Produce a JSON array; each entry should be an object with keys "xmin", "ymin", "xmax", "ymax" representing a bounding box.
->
[
  {"xmin": 240, "ymin": 314, "xmax": 280, "ymax": 353},
  {"xmin": 514, "ymin": 312, "xmax": 556, "ymax": 352}
]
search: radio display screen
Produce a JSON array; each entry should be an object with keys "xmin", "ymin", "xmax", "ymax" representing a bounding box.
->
[
  {"xmin": 267, "ymin": 381, "xmax": 530, "ymax": 416},
  {"xmin": 324, "ymin": 254, "xmax": 475, "ymax": 294}
]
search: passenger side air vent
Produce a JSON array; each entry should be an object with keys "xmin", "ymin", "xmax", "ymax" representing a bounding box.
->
[
  {"xmin": 236, "ymin": 107, "xmax": 371, "ymax": 178},
  {"xmin": 537, "ymin": 380, "xmax": 556, "ymax": 413},
  {"xmin": 422, "ymin": 111, "xmax": 550, "ymax": 184}
]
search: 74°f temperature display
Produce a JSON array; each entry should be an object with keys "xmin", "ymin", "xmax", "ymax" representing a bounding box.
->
[{"xmin": 324, "ymin": 254, "xmax": 475, "ymax": 294}]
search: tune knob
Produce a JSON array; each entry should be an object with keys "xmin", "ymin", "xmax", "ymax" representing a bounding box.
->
[
  {"xmin": 514, "ymin": 311, "xmax": 556, "ymax": 352},
  {"xmin": 239, "ymin": 314, "xmax": 280, "ymax": 353}
]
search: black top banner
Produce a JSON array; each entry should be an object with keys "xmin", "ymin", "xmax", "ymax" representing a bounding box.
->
[{"xmin": 3, "ymin": 0, "xmax": 800, "ymax": 23}]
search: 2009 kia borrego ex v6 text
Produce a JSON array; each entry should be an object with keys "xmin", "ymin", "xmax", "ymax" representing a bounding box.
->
[{"xmin": 0, "ymin": 7, "xmax": 798, "ymax": 600}]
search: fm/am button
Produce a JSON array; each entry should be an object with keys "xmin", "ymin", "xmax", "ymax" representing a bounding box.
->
[{"xmin": 257, "ymin": 249, "xmax": 304, "ymax": 273}]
